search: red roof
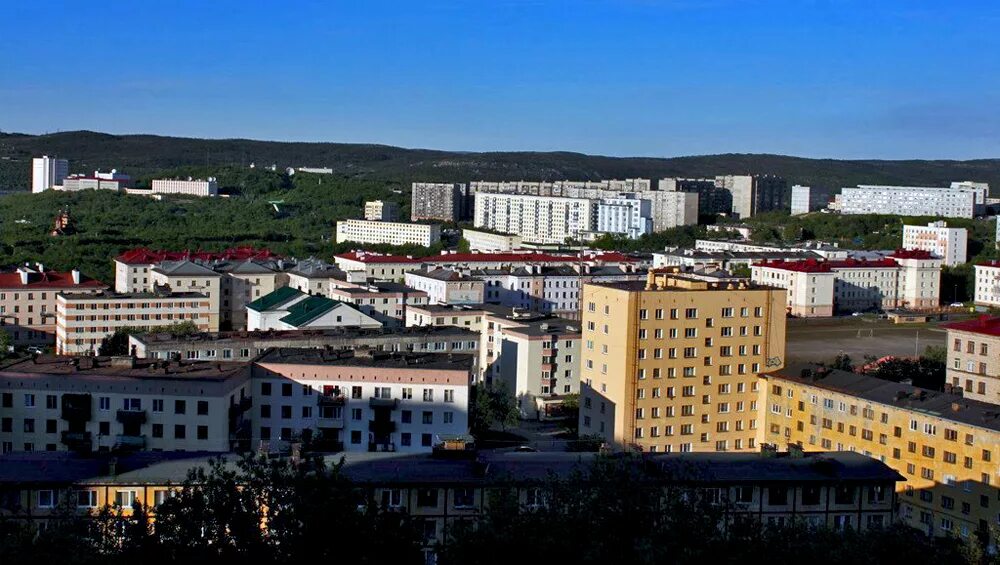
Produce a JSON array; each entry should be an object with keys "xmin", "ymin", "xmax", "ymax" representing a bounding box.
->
[
  {"xmin": 978, "ymin": 260, "xmax": 1000, "ymax": 268},
  {"xmin": 334, "ymin": 251, "xmax": 420, "ymax": 264},
  {"xmin": 942, "ymin": 316, "xmax": 1000, "ymax": 337},
  {"xmin": 0, "ymin": 271, "xmax": 106, "ymax": 289},
  {"xmin": 888, "ymin": 248, "xmax": 936, "ymax": 260},
  {"xmin": 426, "ymin": 251, "xmax": 637, "ymax": 264},
  {"xmin": 116, "ymin": 246, "xmax": 279, "ymax": 264},
  {"xmin": 757, "ymin": 257, "xmax": 899, "ymax": 272}
]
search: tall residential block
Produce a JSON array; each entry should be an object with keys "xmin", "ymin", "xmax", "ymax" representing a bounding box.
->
[
  {"xmin": 364, "ymin": 200, "xmax": 400, "ymax": 221},
  {"xmin": 411, "ymin": 182, "xmax": 471, "ymax": 222},
  {"xmin": 902, "ymin": 221, "xmax": 968, "ymax": 267},
  {"xmin": 579, "ymin": 268, "xmax": 786, "ymax": 452},
  {"xmin": 716, "ymin": 175, "xmax": 788, "ymax": 219},
  {"xmin": 473, "ymin": 192, "xmax": 595, "ymax": 244},
  {"xmin": 838, "ymin": 184, "xmax": 987, "ymax": 218},
  {"xmin": 31, "ymin": 156, "xmax": 69, "ymax": 193},
  {"xmin": 790, "ymin": 185, "xmax": 828, "ymax": 215},
  {"xmin": 658, "ymin": 177, "xmax": 731, "ymax": 216}
]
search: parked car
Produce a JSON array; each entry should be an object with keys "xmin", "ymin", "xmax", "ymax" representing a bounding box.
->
[{"xmin": 949, "ymin": 302, "xmax": 964, "ymax": 308}]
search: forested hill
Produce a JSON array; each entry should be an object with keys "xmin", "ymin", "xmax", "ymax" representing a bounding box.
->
[{"xmin": 1, "ymin": 130, "xmax": 999, "ymax": 192}]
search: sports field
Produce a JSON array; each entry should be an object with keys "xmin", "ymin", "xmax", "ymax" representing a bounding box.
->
[{"xmin": 786, "ymin": 317, "xmax": 947, "ymax": 364}]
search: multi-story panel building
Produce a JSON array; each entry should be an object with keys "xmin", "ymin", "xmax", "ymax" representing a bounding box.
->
[
  {"xmin": 31, "ymin": 155, "xmax": 69, "ymax": 193},
  {"xmin": 473, "ymin": 193, "xmax": 595, "ymax": 245},
  {"xmin": 60, "ymin": 170, "xmax": 132, "ymax": 192},
  {"xmin": 405, "ymin": 304, "xmax": 485, "ymax": 329},
  {"xmin": 716, "ymin": 175, "xmax": 788, "ymax": 219},
  {"xmin": 943, "ymin": 317, "xmax": 1000, "ymax": 404},
  {"xmin": 762, "ymin": 363, "xmax": 1000, "ymax": 539},
  {"xmin": 790, "ymin": 185, "xmax": 828, "ymax": 215},
  {"xmin": 411, "ymin": 182, "xmax": 471, "ymax": 222},
  {"xmin": 55, "ymin": 291, "xmax": 215, "ymax": 355},
  {"xmin": 658, "ymin": 177, "xmax": 731, "ymax": 216},
  {"xmin": 0, "ymin": 266, "xmax": 107, "ymax": 345},
  {"xmin": 973, "ymin": 261, "xmax": 1000, "ymax": 308},
  {"xmin": 128, "ymin": 325, "xmax": 480, "ymax": 361},
  {"xmin": 578, "ymin": 268, "xmax": 787, "ymax": 451},
  {"xmin": 333, "ymin": 252, "xmax": 423, "ymax": 282},
  {"xmin": 285, "ymin": 259, "xmax": 349, "ymax": 295},
  {"xmin": 113, "ymin": 247, "xmax": 281, "ymax": 295},
  {"xmin": 335, "ymin": 219, "xmax": 441, "ymax": 247},
  {"xmin": 838, "ymin": 185, "xmax": 984, "ymax": 218},
  {"xmin": 639, "ymin": 190, "xmax": 699, "ymax": 231},
  {"xmin": 149, "ymin": 261, "xmax": 223, "ymax": 332},
  {"xmin": 475, "ymin": 265, "xmax": 647, "ymax": 317},
  {"xmin": 902, "ymin": 221, "xmax": 968, "ymax": 267},
  {"xmin": 363, "ymin": 200, "xmax": 400, "ymax": 222},
  {"xmin": 461, "ymin": 229, "xmax": 523, "ymax": 252},
  {"xmin": 149, "ymin": 178, "xmax": 219, "ymax": 197},
  {"xmin": 594, "ymin": 195, "xmax": 652, "ymax": 239},
  {"xmin": 404, "ymin": 268, "xmax": 484, "ymax": 305},
  {"xmin": 0, "ymin": 355, "xmax": 251, "ymax": 454},
  {"xmin": 328, "ymin": 282, "xmax": 428, "ymax": 327},
  {"xmin": 217, "ymin": 260, "xmax": 285, "ymax": 330},
  {"xmin": 252, "ymin": 348, "xmax": 472, "ymax": 453}
]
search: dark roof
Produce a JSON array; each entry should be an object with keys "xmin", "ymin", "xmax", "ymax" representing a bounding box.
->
[
  {"xmin": 0, "ymin": 451, "xmax": 227, "ymax": 485},
  {"xmin": 131, "ymin": 325, "xmax": 478, "ymax": 346},
  {"xmin": 0, "ymin": 355, "xmax": 249, "ymax": 381},
  {"xmin": 152, "ymin": 260, "xmax": 221, "ymax": 277},
  {"xmin": 247, "ymin": 286, "xmax": 303, "ymax": 312},
  {"xmin": 279, "ymin": 295, "xmax": 340, "ymax": 327},
  {"xmin": 257, "ymin": 348, "xmax": 474, "ymax": 371},
  {"xmin": 408, "ymin": 268, "xmax": 478, "ymax": 282},
  {"xmin": 768, "ymin": 363, "xmax": 1000, "ymax": 433},
  {"xmin": 942, "ymin": 316, "xmax": 1000, "ymax": 338}
]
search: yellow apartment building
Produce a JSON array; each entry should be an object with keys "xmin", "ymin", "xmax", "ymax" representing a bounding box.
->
[
  {"xmin": 579, "ymin": 268, "xmax": 786, "ymax": 452},
  {"xmin": 762, "ymin": 363, "xmax": 1000, "ymax": 540}
]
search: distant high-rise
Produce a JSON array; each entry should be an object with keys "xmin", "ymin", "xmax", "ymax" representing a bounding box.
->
[
  {"xmin": 790, "ymin": 185, "xmax": 828, "ymax": 215},
  {"xmin": 411, "ymin": 182, "xmax": 471, "ymax": 222},
  {"xmin": 658, "ymin": 178, "xmax": 731, "ymax": 216},
  {"xmin": 31, "ymin": 155, "xmax": 69, "ymax": 193},
  {"xmin": 715, "ymin": 175, "xmax": 788, "ymax": 219}
]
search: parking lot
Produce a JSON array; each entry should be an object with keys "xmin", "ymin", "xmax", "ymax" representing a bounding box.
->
[{"xmin": 786, "ymin": 317, "xmax": 947, "ymax": 364}]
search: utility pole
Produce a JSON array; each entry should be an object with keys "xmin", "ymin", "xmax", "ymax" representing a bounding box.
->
[{"xmin": 914, "ymin": 330, "xmax": 920, "ymax": 357}]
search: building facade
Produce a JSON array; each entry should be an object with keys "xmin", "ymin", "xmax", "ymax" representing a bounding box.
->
[
  {"xmin": 246, "ymin": 287, "xmax": 381, "ymax": 331},
  {"xmin": 716, "ymin": 175, "xmax": 788, "ymax": 219},
  {"xmin": 335, "ymin": 219, "xmax": 441, "ymax": 247},
  {"xmin": 411, "ymin": 182, "xmax": 471, "ymax": 222},
  {"xmin": 943, "ymin": 317, "xmax": 1000, "ymax": 404},
  {"xmin": 149, "ymin": 178, "xmax": 219, "ymax": 197},
  {"xmin": 461, "ymin": 229, "xmax": 523, "ymax": 252},
  {"xmin": 595, "ymin": 195, "xmax": 652, "ymax": 239},
  {"xmin": 473, "ymin": 192, "xmax": 595, "ymax": 245},
  {"xmin": 31, "ymin": 156, "xmax": 69, "ymax": 193},
  {"xmin": 658, "ymin": 177, "xmax": 731, "ymax": 216},
  {"xmin": 902, "ymin": 221, "xmax": 968, "ymax": 267},
  {"xmin": 578, "ymin": 269, "xmax": 787, "ymax": 451},
  {"xmin": 404, "ymin": 269, "xmax": 485, "ymax": 305},
  {"xmin": 975, "ymin": 261, "xmax": 1000, "ymax": 308},
  {"xmin": 790, "ymin": 185, "xmax": 827, "ymax": 215},
  {"xmin": 0, "ymin": 266, "xmax": 107, "ymax": 345},
  {"xmin": 838, "ymin": 185, "xmax": 983, "ymax": 218},
  {"xmin": 363, "ymin": 200, "xmax": 400, "ymax": 221}
]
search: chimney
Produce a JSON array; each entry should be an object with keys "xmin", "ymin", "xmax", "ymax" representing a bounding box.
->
[
  {"xmin": 18, "ymin": 269, "xmax": 29, "ymax": 285},
  {"xmin": 35, "ymin": 262, "xmax": 44, "ymax": 273},
  {"xmin": 71, "ymin": 269, "xmax": 81, "ymax": 285}
]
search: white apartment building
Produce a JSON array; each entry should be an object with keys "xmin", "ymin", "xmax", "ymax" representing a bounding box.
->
[
  {"xmin": 149, "ymin": 178, "xmax": 219, "ymax": 197},
  {"xmin": 335, "ymin": 219, "xmax": 441, "ymax": 247},
  {"xmin": 252, "ymin": 348, "xmax": 472, "ymax": 453},
  {"xmin": 364, "ymin": 200, "xmax": 400, "ymax": 222},
  {"xmin": 473, "ymin": 192, "xmax": 595, "ymax": 244},
  {"xmin": 790, "ymin": 185, "xmax": 827, "ymax": 215},
  {"xmin": 405, "ymin": 304, "xmax": 485, "ymax": 329},
  {"xmin": 951, "ymin": 181, "xmax": 990, "ymax": 212},
  {"xmin": 975, "ymin": 261, "xmax": 1000, "ymax": 308},
  {"xmin": 695, "ymin": 239, "xmax": 851, "ymax": 260},
  {"xmin": 149, "ymin": 261, "xmax": 223, "ymax": 332},
  {"xmin": 0, "ymin": 356, "xmax": 252, "ymax": 454},
  {"xmin": 595, "ymin": 195, "xmax": 652, "ymax": 239},
  {"xmin": 461, "ymin": 229, "xmax": 522, "ymax": 252},
  {"xmin": 404, "ymin": 269, "xmax": 484, "ymax": 305},
  {"xmin": 902, "ymin": 221, "xmax": 968, "ymax": 267},
  {"xmin": 752, "ymin": 250, "xmax": 942, "ymax": 317},
  {"xmin": 641, "ymin": 190, "xmax": 699, "ymax": 231},
  {"xmin": 246, "ymin": 287, "xmax": 381, "ymax": 331},
  {"xmin": 55, "ymin": 291, "xmax": 215, "ymax": 355},
  {"xmin": 0, "ymin": 266, "xmax": 107, "ymax": 345},
  {"xmin": 32, "ymin": 156, "xmax": 69, "ymax": 193},
  {"xmin": 838, "ymin": 185, "xmax": 984, "ymax": 218}
]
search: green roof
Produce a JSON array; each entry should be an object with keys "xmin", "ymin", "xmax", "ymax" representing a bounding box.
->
[
  {"xmin": 279, "ymin": 295, "xmax": 339, "ymax": 327},
  {"xmin": 246, "ymin": 286, "xmax": 303, "ymax": 312}
]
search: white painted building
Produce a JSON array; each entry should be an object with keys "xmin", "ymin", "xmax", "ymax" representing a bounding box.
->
[
  {"xmin": 363, "ymin": 200, "xmax": 400, "ymax": 222},
  {"xmin": 462, "ymin": 229, "xmax": 522, "ymax": 252},
  {"xmin": 595, "ymin": 195, "xmax": 652, "ymax": 239},
  {"xmin": 790, "ymin": 185, "xmax": 827, "ymax": 215},
  {"xmin": 838, "ymin": 184, "xmax": 986, "ymax": 218},
  {"xmin": 335, "ymin": 219, "xmax": 441, "ymax": 247},
  {"xmin": 902, "ymin": 221, "xmax": 968, "ymax": 267},
  {"xmin": 975, "ymin": 261, "xmax": 1000, "ymax": 308},
  {"xmin": 246, "ymin": 287, "xmax": 381, "ymax": 331},
  {"xmin": 32, "ymin": 156, "xmax": 69, "ymax": 193},
  {"xmin": 473, "ymin": 192, "xmax": 595, "ymax": 244},
  {"xmin": 150, "ymin": 178, "xmax": 219, "ymax": 197},
  {"xmin": 404, "ymin": 269, "xmax": 484, "ymax": 305}
]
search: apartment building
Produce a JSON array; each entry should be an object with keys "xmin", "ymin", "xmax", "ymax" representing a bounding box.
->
[
  {"xmin": 695, "ymin": 239, "xmax": 851, "ymax": 260},
  {"xmin": 658, "ymin": 177, "xmax": 731, "ymax": 216},
  {"xmin": 477, "ymin": 308, "xmax": 581, "ymax": 419},
  {"xmin": 60, "ymin": 170, "xmax": 132, "ymax": 192},
  {"xmin": 217, "ymin": 260, "xmax": 285, "ymax": 330},
  {"xmin": 128, "ymin": 326, "xmax": 480, "ymax": 361},
  {"xmin": 425, "ymin": 250, "xmax": 641, "ymax": 272},
  {"xmin": 252, "ymin": 348, "xmax": 472, "ymax": 453},
  {"xmin": 55, "ymin": 290, "xmax": 214, "ymax": 355},
  {"xmin": 943, "ymin": 317, "xmax": 1000, "ymax": 404},
  {"xmin": 0, "ymin": 266, "xmax": 107, "ymax": 345},
  {"xmin": 149, "ymin": 178, "xmax": 219, "ymax": 197},
  {"xmin": 0, "ymin": 355, "xmax": 251, "ymax": 454},
  {"xmin": 333, "ymin": 251, "xmax": 422, "ymax": 282},
  {"xmin": 476, "ymin": 264, "xmax": 647, "ymax": 316},
  {"xmin": 654, "ymin": 248, "xmax": 825, "ymax": 272},
  {"xmin": 31, "ymin": 155, "xmax": 69, "ymax": 193},
  {"xmin": 404, "ymin": 268, "xmax": 485, "ymax": 305},
  {"xmin": 752, "ymin": 250, "xmax": 942, "ymax": 316},
  {"xmin": 902, "ymin": 221, "xmax": 968, "ymax": 267},
  {"xmin": 594, "ymin": 195, "xmax": 652, "ymax": 239},
  {"xmin": 474, "ymin": 192, "xmax": 595, "ymax": 244},
  {"xmin": 462, "ymin": 229, "xmax": 523, "ymax": 252},
  {"xmin": 328, "ymin": 282, "xmax": 428, "ymax": 327},
  {"xmin": 246, "ymin": 287, "xmax": 381, "ymax": 331},
  {"xmin": 640, "ymin": 190, "xmax": 699, "ymax": 231},
  {"xmin": 838, "ymin": 185, "xmax": 984, "ymax": 218},
  {"xmin": 335, "ymin": 219, "xmax": 441, "ymax": 247},
  {"xmin": 790, "ymin": 185, "xmax": 828, "ymax": 215},
  {"xmin": 974, "ymin": 261, "xmax": 1000, "ymax": 308},
  {"xmin": 716, "ymin": 175, "xmax": 788, "ymax": 219},
  {"xmin": 578, "ymin": 268, "xmax": 786, "ymax": 451},
  {"xmin": 762, "ymin": 363, "xmax": 1000, "ymax": 539},
  {"xmin": 285, "ymin": 259, "xmax": 349, "ymax": 295},
  {"xmin": 149, "ymin": 261, "xmax": 223, "ymax": 331},
  {"xmin": 113, "ymin": 247, "xmax": 281, "ymax": 294},
  {"xmin": 410, "ymin": 182, "xmax": 471, "ymax": 221},
  {"xmin": 363, "ymin": 200, "xmax": 400, "ymax": 222},
  {"xmin": 405, "ymin": 304, "xmax": 485, "ymax": 329}
]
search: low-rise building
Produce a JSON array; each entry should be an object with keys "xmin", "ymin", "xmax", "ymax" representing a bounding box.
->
[
  {"xmin": 405, "ymin": 304, "xmax": 485, "ymax": 329},
  {"xmin": 55, "ymin": 290, "xmax": 215, "ymax": 355},
  {"xmin": 335, "ymin": 219, "xmax": 441, "ymax": 247},
  {"xmin": 246, "ymin": 287, "xmax": 381, "ymax": 331},
  {"xmin": 149, "ymin": 178, "xmax": 219, "ymax": 197},
  {"xmin": 0, "ymin": 355, "xmax": 252, "ymax": 454},
  {"xmin": 943, "ymin": 317, "xmax": 1000, "ymax": 404},
  {"xmin": 974, "ymin": 261, "xmax": 1000, "ymax": 308},
  {"xmin": 0, "ymin": 265, "xmax": 107, "ymax": 345},
  {"xmin": 328, "ymin": 282, "xmax": 428, "ymax": 327},
  {"xmin": 285, "ymin": 258, "xmax": 350, "ymax": 295},
  {"xmin": 364, "ymin": 200, "xmax": 400, "ymax": 221},
  {"xmin": 60, "ymin": 170, "xmax": 133, "ymax": 192},
  {"xmin": 902, "ymin": 221, "xmax": 968, "ymax": 267},
  {"xmin": 461, "ymin": 229, "xmax": 522, "ymax": 252},
  {"xmin": 762, "ymin": 363, "xmax": 1000, "ymax": 539},
  {"xmin": 405, "ymin": 268, "xmax": 485, "ymax": 305},
  {"xmin": 654, "ymin": 247, "xmax": 825, "ymax": 272},
  {"xmin": 150, "ymin": 261, "xmax": 223, "ymax": 332},
  {"xmin": 114, "ymin": 247, "xmax": 280, "ymax": 294},
  {"xmin": 252, "ymin": 348, "xmax": 472, "ymax": 453},
  {"xmin": 333, "ymin": 251, "xmax": 423, "ymax": 282}
]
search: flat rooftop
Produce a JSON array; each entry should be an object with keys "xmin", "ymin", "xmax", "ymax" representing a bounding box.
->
[
  {"xmin": 0, "ymin": 355, "xmax": 249, "ymax": 382},
  {"xmin": 768, "ymin": 362, "xmax": 1000, "ymax": 434},
  {"xmin": 132, "ymin": 325, "xmax": 478, "ymax": 345},
  {"xmin": 257, "ymin": 348, "xmax": 475, "ymax": 371},
  {"xmin": 57, "ymin": 289, "xmax": 209, "ymax": 300}
]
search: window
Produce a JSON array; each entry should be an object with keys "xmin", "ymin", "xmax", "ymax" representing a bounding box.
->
[
  {"xmin": 801, "ymin": 486, "xmax": 821, "ymax": 506},
  {"xmin": 422, "ymin": 411, "xmax": 433, "ymax": 424},
  {"xmin": 37, "ymin": 490, "xmax": 55, "ymax": 508},
  {"xmin": 174, "ymin": 424, "xmax": 186, "ymax": 439},
  {"xmin": 767, "ymin": 487, "xmax": 788, "ymax": 506},
  {"xmin": 417, "ymin": 488, "xmax": 439, "ymax": 507},
  {"xmin": 381, "ymin": 489, "xmax": 403, "ymax": 508},
  {"xmin": 174, "ymin": 400, "xmax": 186, "ymax": 415},
  {"xmin": 75, "ymin": 490, "xmax": 97, "ymax": 508},
  {"xmin": 423, "ymin": 389, "xmax": 434, "ymax": 402}
]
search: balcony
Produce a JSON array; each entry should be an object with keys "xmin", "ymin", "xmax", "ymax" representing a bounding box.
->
[
  {"xmin": 318, "ymin": 414, "xmax": 345, "ymax": 429},
  {"xmin": 318, "ymin": 394, "xmax": 346, "ymax": 407},
  {"xmin": 116, "ymin": 409, "xmax": 147, "ymax": 425},
  {"xmin": 60, "ymin": 431, "xmax": 93, "ymax": 451},
  {"xmin": 369, "ymin": 397, "xmax": 399, "ymax": 409},
  {"xmin": 61, "ymin": 393, "xmax": 92, "ymax": 422},
  {"xmin": 113, "ymin": 434, "xmax": 146, "ymax": 450},
  {"xmin": 369, "ymin": 420, "xmax": 397, "ymax": 435},
  {"xmin": 368, "ymin": 442, "xmax": 397, "ymax": 453}
]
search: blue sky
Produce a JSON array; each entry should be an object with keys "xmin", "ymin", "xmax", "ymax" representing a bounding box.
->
[{"xmin": 2, "ymin": 0, "xmax": 999, "ymax": 159}]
